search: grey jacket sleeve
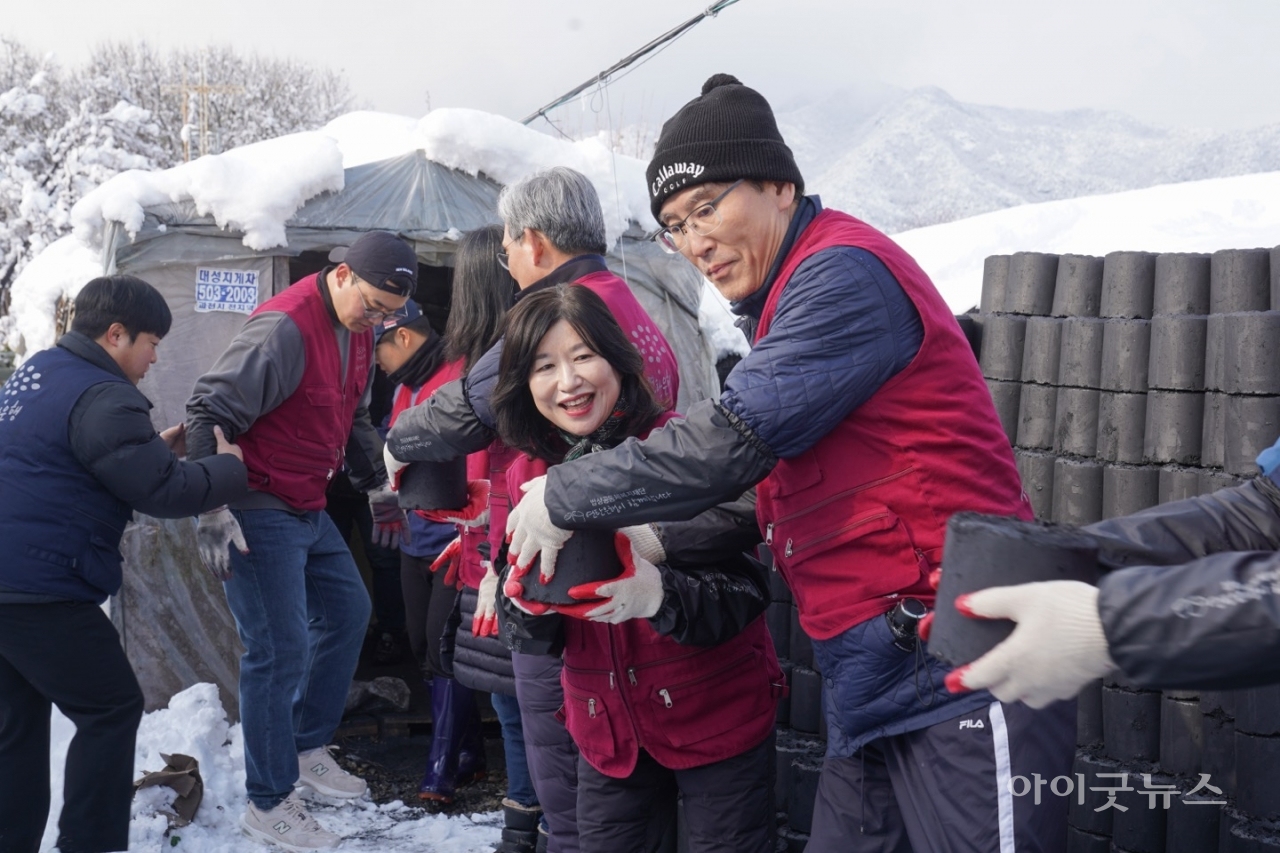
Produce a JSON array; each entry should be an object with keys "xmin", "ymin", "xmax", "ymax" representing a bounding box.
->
[
  {"xmin": 72, "ymin": 382, "xmax": 248, "ymax": 517},
  {"xmin": 185, "ymin": 313, "xmax": 304, "ymax": 460},
  {"xmin": 385, "ymin": 377, "xmax": 495, "ymax": 463},
  {"xmin": 543, "ymin": 399, "xmax": 777, "ymax": 530},
  {"xmin": 1088, "ymin": 477, "xmax": 1280, "ymax": 689}
]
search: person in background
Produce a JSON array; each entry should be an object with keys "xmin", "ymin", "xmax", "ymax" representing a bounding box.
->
[
  {"xmin": 386, "ymin": 166, "xmax": 681, "ymax": 853},
  {"xmin": 426, "ymin": 225, "xmax": 548, "ymax": 851},
  {"xmin": 186, "ymin": 231, "xmax": 414, "ymax": 851},
  {"xmin": 375, "ymin": 294, "xmax": 489, "ymax": 804},
  {"xmin": 0, "ymin": 275, "xmax": 246, "ymax": 853},
  {"xmin": 948, "ymin": 435, "xmax": 1280, "ymax": 705},
  {"xmin": 502, "ymin": 75, "xmax": 1075, "ymax": 852},
  {"xmin": 494, "ymin": 285, "xmax": 780, "ymax": 853}
]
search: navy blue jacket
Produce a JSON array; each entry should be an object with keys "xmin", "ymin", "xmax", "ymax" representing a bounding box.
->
[{"xmin": 0, "ymin": 333, "xmax": 246, "ymax": 603}]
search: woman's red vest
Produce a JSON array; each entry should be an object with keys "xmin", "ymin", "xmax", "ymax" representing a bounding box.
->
[
  {"xmin": 509, "ymin": 412, "xmax": 782, "ymax": 778},
  {"xmin": 755, "ymin": 209, "xmax": 1031, "ymax": 640},
  {"xmin": 237, "ymin": 275, "xmax": 371, "ymax": 512}
]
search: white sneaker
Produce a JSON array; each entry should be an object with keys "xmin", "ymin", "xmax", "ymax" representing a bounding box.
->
[
  {"xmin": 297, "ymin": 745, "xmax": 367, "ymax": 799},
  {"xmin": 242, "ymin": 792, "xmax": 340, "ymax": 851}
]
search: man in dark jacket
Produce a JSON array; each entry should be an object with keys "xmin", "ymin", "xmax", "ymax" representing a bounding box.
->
[
  {"xmin": 0, "ymin": 275, "xmax": 246, "ymax": 853},
  {"xmin": 502, "ymin": 75, "xmax": 1075, "ymax": 852},
  {"xmin": 952, "ymin": 436, "xmax": 1280, "ymax": 705}
]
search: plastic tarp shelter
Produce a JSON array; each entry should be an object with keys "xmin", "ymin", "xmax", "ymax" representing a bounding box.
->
[{"xmin": 101, "ymin": 150, "xmax": 719, "ymax": 716}]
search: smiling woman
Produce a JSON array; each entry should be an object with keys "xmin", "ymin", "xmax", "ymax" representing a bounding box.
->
[{"xmin": 492, "ymin": 285, "xmax": 664, "ymax": 463}]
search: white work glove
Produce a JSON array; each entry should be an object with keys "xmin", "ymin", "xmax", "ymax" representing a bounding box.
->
[
  {"xmin": 558, "ymin": 532, "xmax": 665, "ymax": 624},
  {"xmin": 383, "ymin": 442, "xmax": 409, "ymax": 491},
  {"xmin": 506, "ymin": 475, "xmax": 573, "ymax": 582},
  {"xmin": 620, "ymin": 523, "xmax": 665, "ymax": 565},
  {"xmin": 368, "ymin": 482, "xmax": 410, "ymax": 550},
  {"xmin": 945, "ymin": 580, "xmax": 1117, "ymax": 709},
  {"xmin": 196, "ymin": 507, "xmax": 248, "ymax": 582},
  {"xmin": 472, "ymin": 562, "xmax": 500, "ymax": 637}
]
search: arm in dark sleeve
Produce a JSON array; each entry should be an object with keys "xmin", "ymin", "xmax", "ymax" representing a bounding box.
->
[
  {"xmin": 648, "ymin": 554, "xmax": 771, "ymax": 647},
  {"xmin": 1088, "ymin": 476, "xmax": 1280, "ymax": 689},
  {"xmin": 646, "ymin": 492, "xmax": 770, "ymax": 646},
  {"xmin": 1099, "ymin": 550, "xmax": 1280, "ymax": 691},
  {"xmin": 185, "ymin": 313, "xmax": 304, "ymax": 460},
  {"xmin": 1084, "ymin": 478, "xmax": 1280, "ymax": 571},
  {"xmin": 544, "ymin": 399, "xmax": 776, "ymax": 529},
  {"xmin": 345, "ymin": 362, "xmax": 387, "ymax": 492},
  {"xmin": 385, "ymin": 377, "xmax": 495, "ymax": 463},
  {"xmin": 654, "ymin": 490, "xmax": 762, "ymax": 568},
  {"xmin": 72, "ymin": 383, "xmax": 248, "ymax": 517}
]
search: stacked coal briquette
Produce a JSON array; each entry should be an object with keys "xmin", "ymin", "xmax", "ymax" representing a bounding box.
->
[
  {"xmin": 748, "ymin": 546, "xmax": 824, "ymax": 853},
  {"xmin": 976, "ymin": 245, "xmax": 1280, "ymax": 853}
]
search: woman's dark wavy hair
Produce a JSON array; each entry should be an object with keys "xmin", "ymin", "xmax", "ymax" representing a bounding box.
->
[
  {"xmin": 491, "ymin": 284, "xmax": 665, "ymax": 462},
  {"xmin": 443, "ymin": 225, "xmax": 516, "ymax": 372}
]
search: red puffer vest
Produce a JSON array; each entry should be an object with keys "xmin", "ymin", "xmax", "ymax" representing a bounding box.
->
[
  {"xmin": 509, "ymin": 413, "xmax": 782, "ymax": 778},
  {"xmin": 755, "ymin": 209, "xmax": 1031, "ymax": 640},
  {"xmin": 237, "ymin": 275, "xmax": 371, "ymax": 511}
]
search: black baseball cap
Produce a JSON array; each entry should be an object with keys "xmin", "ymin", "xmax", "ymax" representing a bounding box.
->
[{"xmin": 330, "ymin": 232, "xmax": 418, "ymax": 297}]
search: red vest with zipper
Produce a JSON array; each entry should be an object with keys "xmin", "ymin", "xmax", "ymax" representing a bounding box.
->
[
  {"xmin": 237, "ymin": 274, "xmax": 371, "ymax": 512},
  {"xmin": 509, "ymin": 413, "xmax": 782, "ymax": 778},
  {"xmin": 755, "ymin": 209, "xmax": 1031, "ymax": 640}
]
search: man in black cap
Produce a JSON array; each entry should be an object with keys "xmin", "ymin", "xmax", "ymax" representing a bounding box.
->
[
  {"xmin": 186, "ymin": 230, "xmax": 415, "ymax": 850},
  {"xmin": 505, "ymin": 76, "xmax": 1075, "ymax": 852}
]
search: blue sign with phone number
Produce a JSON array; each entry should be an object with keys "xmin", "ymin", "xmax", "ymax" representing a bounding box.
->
[{"xmin": 195, "ymin": 268, "xmax": 259, "ymax": 314}]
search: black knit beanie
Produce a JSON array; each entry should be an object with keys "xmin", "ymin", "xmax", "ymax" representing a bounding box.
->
[{"xmin": 646, "ymin": 73, "xmax": 804, "ymax": 221}]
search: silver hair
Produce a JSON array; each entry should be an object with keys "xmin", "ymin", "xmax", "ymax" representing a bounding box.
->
[{"xmin": 497, "ymin": 166, "xmax": 608, "ymax": 256}]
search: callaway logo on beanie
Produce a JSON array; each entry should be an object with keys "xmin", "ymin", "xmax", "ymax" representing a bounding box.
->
[{"xmin": 645, "ymin": 73, "xmax": 804, "ymax": 221}]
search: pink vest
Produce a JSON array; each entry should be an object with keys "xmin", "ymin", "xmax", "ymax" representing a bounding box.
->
[
  {"xmin": 573, "ymin": 270, "xmax": 679, "ymax": 410},
  {"xmin": 755, "ymin": 210, "xmax": 1031, "ymax": 640},
  {"xmin": 238, "ymin": 275, "xmax": 371, "ymax": 511},
  {"xmin": 508, "ymin": 413, "xmax": 782, "ymax": 778}
]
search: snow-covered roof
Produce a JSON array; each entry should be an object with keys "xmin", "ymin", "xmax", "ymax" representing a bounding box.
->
[{"xmin": 71, "ymin": 108, "xmax": 653, "ymax": 254}]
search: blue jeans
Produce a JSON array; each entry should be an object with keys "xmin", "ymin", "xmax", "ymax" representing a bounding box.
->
[
  {"xmin": 491, "ymin": 690, "xmax": 537, "ymax": 807},
  {"xmin": 224, "ymin": 509, "xmax": 371, "ymax": 810}
]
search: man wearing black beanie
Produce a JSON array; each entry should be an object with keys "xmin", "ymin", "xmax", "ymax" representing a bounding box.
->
[{"xmin": 507, "ymin": 75, "xmax": 1075, "ymax": 852}]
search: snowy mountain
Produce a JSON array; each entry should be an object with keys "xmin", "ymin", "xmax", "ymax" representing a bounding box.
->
[
  {"xmin": 777, "ymin": 86, "xmax": 1280, "ymax": 233},
  {"xmin": 893, "ymin": 170, "xmax": 1280, "ymax": 312}
]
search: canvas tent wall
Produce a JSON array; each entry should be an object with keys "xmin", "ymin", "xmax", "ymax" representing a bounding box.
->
[{"xmin": 103, "ymin": 149, "xmax": 719, "ymax": 715}]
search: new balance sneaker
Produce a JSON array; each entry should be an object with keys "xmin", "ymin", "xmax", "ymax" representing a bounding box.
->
[
  {"xmin": 297, "ymin": 745, "xmax": 367, "ymax": 799},
  {"xmin": 241, "ymin": 793, "xmax": 340, "ymax": 851}
]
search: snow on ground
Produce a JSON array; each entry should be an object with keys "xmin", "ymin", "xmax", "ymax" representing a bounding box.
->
[
  {"xmin": 895, "ymin": 170, "xmax": 1280, "ymax": 313},
  {"xmin": 42, "ymin": 684, "xmax": 501, "ymax": 853}
]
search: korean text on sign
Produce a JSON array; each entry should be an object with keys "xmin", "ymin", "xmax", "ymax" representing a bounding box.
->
[{"xmin": 195, "ymin": 268, "xmax": 260, "ymax": 315}]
